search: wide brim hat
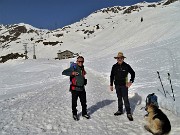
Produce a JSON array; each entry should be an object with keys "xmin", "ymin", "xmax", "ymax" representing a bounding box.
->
[{"xmin": 114, "ymin": 52, "xmax": 126, "ymax": 59}]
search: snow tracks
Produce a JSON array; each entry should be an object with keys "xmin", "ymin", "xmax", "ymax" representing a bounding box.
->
[{"xmin": 0, "ymin": 68, "xmax": 179, "ymax": 135}]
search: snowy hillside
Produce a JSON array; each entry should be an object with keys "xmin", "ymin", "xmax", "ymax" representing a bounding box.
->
[
  {"xmin": 0, "ymin": 0, "xmax": 180, "ymax": 134},
  {"xmin": 1, "ymin": 0, "xmax": 180, "ymax": 59}
]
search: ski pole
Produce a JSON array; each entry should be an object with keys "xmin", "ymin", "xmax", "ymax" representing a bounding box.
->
[
  {"xmin": 157, "ymin": 89, "xmax": 165, "ymax": 96},
  {"xmin": 157, "ymin": 71, "xmax": 166, "ymax": 97},
  {"xmin": 166, "ymin": 90, "xmax": 175, "ymax": 101},
  {"xmin": 167, "ymin": 73, "xmax": 175, "ymax": 101}
]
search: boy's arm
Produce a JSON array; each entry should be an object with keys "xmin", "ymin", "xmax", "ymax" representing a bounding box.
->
[
  {"xmin": 128, "ymin": 65, "xmax": 135, "ymax": 83},
  {"xmin": 62, "ymin": 67, "xmax": 73, "ymax": 76},
  {"xmin": 110, "ymin": 66, "xmax": 114, "ymax": 86}
]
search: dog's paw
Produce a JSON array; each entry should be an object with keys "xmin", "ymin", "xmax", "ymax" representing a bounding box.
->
[{"xmin": 144, "ymin": 125, "xmax": 150, "ymax": 132}]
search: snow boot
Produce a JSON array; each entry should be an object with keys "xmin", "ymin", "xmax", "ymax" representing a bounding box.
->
[
  {"xmin": 73, "ymin": 115, "xmax": 79, "ymax": 121},
  {"xmin": 82, "ymin": 114, "xmax": 90, "ymax": 119},
  {"xmin": 114, "ymin": 110, "xmax": 123, "ymax": 116},
  {"xmin": 127, "ymin": 114, "xmax": 133, "ymax": 121}
]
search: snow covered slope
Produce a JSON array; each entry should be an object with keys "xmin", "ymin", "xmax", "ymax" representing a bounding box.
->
[
  {"xmin": 0, "ymin": 0, "xmax": 180, "ymax": 134},
  {"xmin": 1, "ymin": 0, "xmax": 180, "ymax": 59}
]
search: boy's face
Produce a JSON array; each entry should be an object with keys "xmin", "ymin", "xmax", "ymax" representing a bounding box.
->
[{"xmin": 77, "ymin": 58, "xmax": 84, "ymax": 66}]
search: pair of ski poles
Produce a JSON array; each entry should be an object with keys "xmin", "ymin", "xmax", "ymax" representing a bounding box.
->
[{"xmin": 157, "ymin": 71, "xmax": 175, "ymax": 101}]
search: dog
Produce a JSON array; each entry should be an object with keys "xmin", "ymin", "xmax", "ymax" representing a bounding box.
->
[{"xmin": 144, "ymin": 104, "xmax": 171, "ymax": 135}]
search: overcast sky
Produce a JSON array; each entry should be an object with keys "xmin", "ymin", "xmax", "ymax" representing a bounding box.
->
[{"xmin": 0, "ymin": 0, "xmax": 160, "ymax": 30}]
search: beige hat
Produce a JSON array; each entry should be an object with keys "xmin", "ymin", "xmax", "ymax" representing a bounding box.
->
[{"xmin": 114, "ymin": 52, "xmax": 126, "ymax": 59}]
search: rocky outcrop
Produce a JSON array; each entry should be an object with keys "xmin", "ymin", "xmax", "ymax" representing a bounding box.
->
[
  {"xmin": 43, "ymin": 41, "xmax": 63, "ymax": 46},
  {"xmin": 148, "ymin": 4, "xmax": 156, "ymax": 7},
  {"xmin": 0, "ymin": 53, "xmax": 25, "ymax": 63},
  {"xmin": 95, "ymin": 6, "xmax": 126, "ymax": 14},
  {"xmin": 123, "ymin": 5, "xmax": 142, "ymax": 14},
  {"xmin": 163, "ymin": 0, "xmax": 178, "ymax": 5}
]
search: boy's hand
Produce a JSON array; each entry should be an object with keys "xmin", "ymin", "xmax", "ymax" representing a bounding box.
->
[
  {"xmin": 72, "ymin": 72, "xmax": 79, "ymax": 76},
  {"xmin": 110, "ymin": 86, "xmax": 113, "ymax": 91},
  {"xmin": 126, "ymin": 82, "xmax": 132, "ymax": 88}
]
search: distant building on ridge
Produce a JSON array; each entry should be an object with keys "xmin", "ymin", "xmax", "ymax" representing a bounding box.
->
[{"xmin": 56, "ymin": 50, "xmax": 78, "ymax": 60}]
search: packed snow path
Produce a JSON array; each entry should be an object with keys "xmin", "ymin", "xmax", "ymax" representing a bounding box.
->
[{"xmin": 0, "ymin": 67, "xmax": 180, "ymax": 135}]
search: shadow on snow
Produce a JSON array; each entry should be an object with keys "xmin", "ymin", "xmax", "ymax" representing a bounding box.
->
[
  {"xmin": 77, "ymin": 93, "xmax": 142, "ymax": 116},
  {"xmin": 129, "ymin": 93, "xmax": 142, "ymax": 114},
  {"xmin": 78, "ymin": 99, "xmax": 116, "ymax": 116}
]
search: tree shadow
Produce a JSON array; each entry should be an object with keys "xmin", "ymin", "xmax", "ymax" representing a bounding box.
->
[
  {"xmin": 78, "ymin": 99, "xmax": 115, "ymax": 116},
  {"xmin": 129, "ymin": 93, "xmax": 142, "ymax": 114}
]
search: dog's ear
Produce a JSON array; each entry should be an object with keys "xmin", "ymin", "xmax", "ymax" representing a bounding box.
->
[
  {"xmin": 146, "ymin": 104, "xmax": 154, "ymax": 112},
  {"xmin": 149, "ymin": 103, "xmax": 159, "ymax": 113},
  {"xmin": 146, "ymin": 104, "xmax": 150, "ymax": 112}
]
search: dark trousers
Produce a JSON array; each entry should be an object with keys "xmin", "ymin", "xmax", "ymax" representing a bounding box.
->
[
  {"xmin": 115, "ymin": 85, "xmax": 131, "ymax": 114},
  {"xmin": 71, "ymin": 90, "xmax": 87, "ymax": 115}
]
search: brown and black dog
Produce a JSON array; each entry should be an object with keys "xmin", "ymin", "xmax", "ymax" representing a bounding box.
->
[{"xmin": 144, "ymin": 104, "xmax": 171, "ymax": 135}]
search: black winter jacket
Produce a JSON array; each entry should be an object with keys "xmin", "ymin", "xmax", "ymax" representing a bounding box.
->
[{"xmin": 110, "ymin": 62, "xmax": 135, "ymax": 86}]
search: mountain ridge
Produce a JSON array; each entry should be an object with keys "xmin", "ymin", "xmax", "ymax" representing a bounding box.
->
[{"xmin": 0, "ymin": 0, "xmax": 179, "ymax": 62}]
